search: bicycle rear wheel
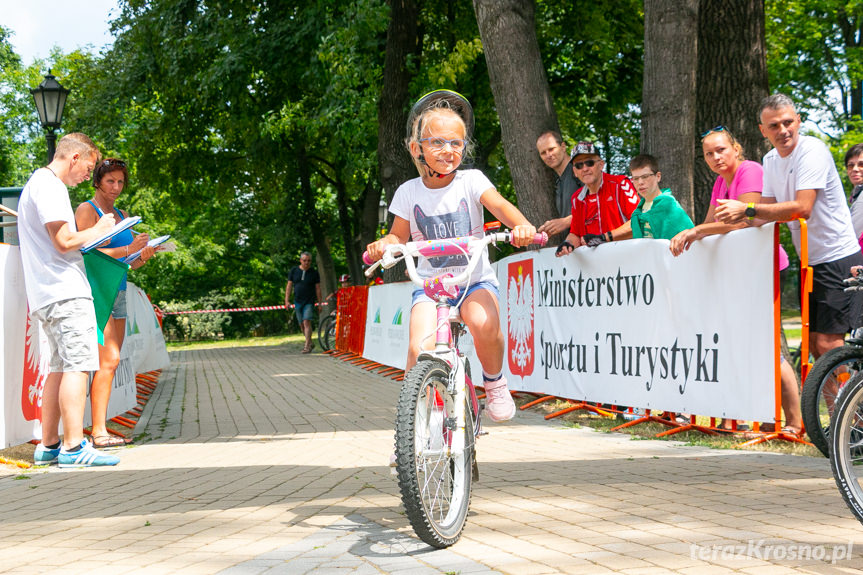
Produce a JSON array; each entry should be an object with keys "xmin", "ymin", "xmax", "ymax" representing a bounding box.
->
[
  {"xmin": 317, "ymin": 314, "xmax": 336, "ymax": 351},
  {"xmin": 829, "ymin": 372, "xmax": 863, "ymax": 525},
  {"xmin": 394, "ymin": 359, "xmax": 474, "ymax": 548},
  {"xmin": 802, "ymin": 345, "xmax": 863, "ymax": 457}
]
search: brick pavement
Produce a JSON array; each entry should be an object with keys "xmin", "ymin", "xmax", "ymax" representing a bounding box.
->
[{"xmin": 1, "ymin": 345, "xmax": 863, "ymax": 574}]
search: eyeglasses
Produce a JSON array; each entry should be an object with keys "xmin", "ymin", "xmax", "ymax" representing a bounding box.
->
[
  {"xmin": 102, "ymin": 159, "xmax": 126, "ymax": 168},
  {"xmin": 700, "ymin": 125, "xmax": 726, "ymax": 138},
  {"xmin": 847, "ymin": 161, "xmax": 863, "ymax": 170},
  {"xmin": 630, "ymin": 172, "xmax": 656, "ymax": 183},
  {"xmin": 420, "ymin": 138, "xmax": 466, "ymax": 152},
  {"xmin": 572, "ymin": 159, "xmax": 598, "ymax": 170}
]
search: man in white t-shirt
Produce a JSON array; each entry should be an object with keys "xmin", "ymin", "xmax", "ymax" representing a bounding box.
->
[
  {"xmin": 716, "ymin": 94, "xmax": 863, "ymax": 360},
  {"xmin": 18, "ymin": 133, "xmax": 120, "ymax": 468}
]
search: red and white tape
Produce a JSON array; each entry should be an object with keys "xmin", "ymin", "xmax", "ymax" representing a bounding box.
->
[{"xmin": 162, "ymin": 303, "xmax": 326, "ymax": 316}]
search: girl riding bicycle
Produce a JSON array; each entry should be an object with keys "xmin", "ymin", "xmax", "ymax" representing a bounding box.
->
[{"xmin": 366, "ymin": 90, "xmax": 536, "ymax": 422}]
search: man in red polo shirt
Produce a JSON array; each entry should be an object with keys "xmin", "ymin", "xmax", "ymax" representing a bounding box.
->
[{"xmin": 555, "ymin": 141, "xmax": 640, "ymax": 256}]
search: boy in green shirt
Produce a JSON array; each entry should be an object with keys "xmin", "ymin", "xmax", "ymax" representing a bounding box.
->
[{"xmin": 583, "ymin": 154, "xmax": 694, "ymax": 244}]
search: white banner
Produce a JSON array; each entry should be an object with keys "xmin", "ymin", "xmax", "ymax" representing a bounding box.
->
[
  {"xmin": 1, "ymin": 241, "xmax": 170, "ymax": 447},
  {"xmin": 361, "ymin": 281, "xmax": 482, "ymax": 376},
  {"xmin": 499, "ymin": 225, "xmax": 776, "ymax": 422},
  {"xmin": 362, "ymin": 282, "xmax": 413, "ymax": 369},
  {"xmin": 1, "ymin": 244, "xmax": 35, "ymax": 448},
  {"xmin": 359, "ymin": 226, "xmax": 777, "ymax": 423}
]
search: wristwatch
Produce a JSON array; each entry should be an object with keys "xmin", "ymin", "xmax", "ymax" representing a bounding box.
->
[{"xmin": 745, "ymin": 202, "xmax": 757, "ymax": 220}]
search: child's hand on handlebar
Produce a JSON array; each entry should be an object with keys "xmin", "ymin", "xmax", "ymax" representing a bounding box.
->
[
  {"xmin": 365, "ymin": 237, "xmax": 394, "ymax": 263},
  {"xmin": 510, "ymin": 224, "xmax": 537, "ymax": 247}
]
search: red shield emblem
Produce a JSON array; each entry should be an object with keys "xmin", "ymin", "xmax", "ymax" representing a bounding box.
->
[{"xmin": 507, "ymin": 258, "xmax": 534, "ymax": 377}]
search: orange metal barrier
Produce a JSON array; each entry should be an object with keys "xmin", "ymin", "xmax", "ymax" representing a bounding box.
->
[{"xmin": 334, "ymin": 286, "xmax": 368, "ymax": 355}]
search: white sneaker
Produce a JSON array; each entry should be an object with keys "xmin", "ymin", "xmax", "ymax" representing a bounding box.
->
[{"xmin": 484, "ymin": 377, "xmax": 515, "ymax": 422}]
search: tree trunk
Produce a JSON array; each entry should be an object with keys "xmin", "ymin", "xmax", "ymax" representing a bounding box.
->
[
  {"xmin": 642, "ymin": 0, "xmax": 698, "ymax": 218},
  {"xmin": 377, "ymin": 0, "xmax": 420, "ymax": 282},
  {"xmin": 694, "ymin": 0, "xmax": 768, "ymax": 223},
  {"xmin": 297, "ymin": 146, "xmax": 335, "ymax": 300},
  {"xmin": 473, "ymin": 0, "xmax": 557, "ymax": 227}
]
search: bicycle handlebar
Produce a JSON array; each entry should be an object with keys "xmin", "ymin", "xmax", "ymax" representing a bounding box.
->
[{"xmin": 362, "ymin": 231, "xmax": 547, "ymax": 288}]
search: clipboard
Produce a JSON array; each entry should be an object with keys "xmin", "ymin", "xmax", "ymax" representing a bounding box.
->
[
  {"xmin": 123, "ymin": 235, "xmax": 171, "ymax": 263},
  {"xmin": 80, "ymin": 216, "xmax": 141, "ymax": 253}
]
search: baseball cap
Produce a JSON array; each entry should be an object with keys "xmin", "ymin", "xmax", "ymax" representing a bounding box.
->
[{"xmin": 570, "ymin": 141, "xmax": 600, "ymax": 161}]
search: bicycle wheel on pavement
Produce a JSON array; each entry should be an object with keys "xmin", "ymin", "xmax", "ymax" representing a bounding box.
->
[
  {"xmin": 829, "ymin": 371, "xmax": 863, "ymax": 525},
  {"xmin": 394, "ymin": 358, "xmax": 474, "ymax": 548},
  {"xmin": 802, "ymin": 345, "xmax": 863, "ymax": 457},
  {"xmin": 317, "ymin": 314, "xmax": 336, "ymax": 352}
]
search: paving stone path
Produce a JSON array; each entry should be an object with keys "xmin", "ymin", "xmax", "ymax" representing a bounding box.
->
[{"xmin": 1, "ymin": 345, "xmax": 862, "ymax": 574}]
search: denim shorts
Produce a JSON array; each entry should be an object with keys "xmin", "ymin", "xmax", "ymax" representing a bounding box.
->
[
  {"xmin": 411, "ymin": 280, "xmax": 499, "ymax": 308},
  {"xmin": 111, "ymin": 289, "xmax": 127, "ymax": 320},
  {"xmin": 294, "ymin": 302, "xmax": 315, "ymax": 322},
  {"xmin": 31, "ymin": 298, "xmax": 100, "ymax": 373}
]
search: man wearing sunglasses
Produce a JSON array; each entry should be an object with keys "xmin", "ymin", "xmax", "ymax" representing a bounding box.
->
[{"xmin": 555, "ymin": 141, "xmax": 640, "ymax": 256}]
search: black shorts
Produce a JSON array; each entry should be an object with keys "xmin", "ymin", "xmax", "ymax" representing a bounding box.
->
[{"xmin": 810, "ymin": 251, "xmax": 863, "ymax": 334}]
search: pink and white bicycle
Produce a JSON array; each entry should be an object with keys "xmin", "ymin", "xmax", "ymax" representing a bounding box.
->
[{"xmin": 364, "ymin": 230, "xmax": 546, "ymax": 547}]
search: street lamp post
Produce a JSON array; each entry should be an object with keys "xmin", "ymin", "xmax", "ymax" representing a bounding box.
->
[{"xmin": 30, "ymin": 71, "xmax": 70, "ymax": 164}]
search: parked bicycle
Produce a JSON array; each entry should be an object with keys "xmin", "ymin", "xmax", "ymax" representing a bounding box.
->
[
  {"xmin": 317, "ymin": 307, "xmax": 337, "ymax": 352},
  {"xmin": 363, "ymin": 230, "xmax": 545, "ymax": 548},
  {"xmin": 801, "ymin": 337, "xmax": 863, "ymax": 457},
  {"xmin": 829, "ymin": 272, "xmax": 863, "ymax": 524}
]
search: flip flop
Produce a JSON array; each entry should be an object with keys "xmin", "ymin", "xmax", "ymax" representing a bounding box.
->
[
  {"xmin": 92, "ymin": 435, "xmax": 126, "ymax": 449},
  {"xmin": 780, "ymin": 426, "xmax": 803, "ymax": 437}
]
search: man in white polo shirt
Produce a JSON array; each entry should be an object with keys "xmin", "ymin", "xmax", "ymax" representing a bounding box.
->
[
  {"xmin": 18, "ymin": 132, "xmax": 120, "ymax": 467},
  {"xmin": 716, "ymin": 93, "xmax": 863, "ymax": 360}
]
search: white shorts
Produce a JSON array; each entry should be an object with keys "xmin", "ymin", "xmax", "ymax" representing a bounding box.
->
[{"xmin": 31, "ymin": 298, "xmax": 100, "ymax": 373}]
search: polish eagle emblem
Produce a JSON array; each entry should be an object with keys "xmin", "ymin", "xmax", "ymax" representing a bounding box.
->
[{"xmin": 507, "ymin": 260, "xmax": 535, "ymax": 377}]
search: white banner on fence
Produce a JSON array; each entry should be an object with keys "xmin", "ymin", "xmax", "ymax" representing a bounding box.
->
[
  {"xmin": 499, "ymin": 225, "xmax": 776, "ymax": 422},
  {"xmin": 362, "ymin": 282, "xmax": 413, "ymax": 369},
  {"xmin": 359, "ymin": 225, "xmax": 777, "ymax": 422},
  {"xmin": 2, "ymin": 241, "xmax": 170, "ymax": 447},
  {"xmin": 362, "ymin": 280, "xmax": 482, "ymax": 374}
]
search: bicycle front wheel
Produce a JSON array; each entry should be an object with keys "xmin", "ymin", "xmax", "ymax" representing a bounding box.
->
[
  {"xmin": 802, "ymin": 345, "xmax": 863, "ymax": 457},
  {"xmin": 829, "ymin": 372, "xmax": 863, "ymax": 525},
  {"xmin": 394, "ymin": 359, "xmax": 474, "ymax": 548}
]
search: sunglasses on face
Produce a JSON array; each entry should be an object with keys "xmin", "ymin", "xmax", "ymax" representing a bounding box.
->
[{"xmin": 572, "ymin": 159, "xmax": 598, "ymax": 170}]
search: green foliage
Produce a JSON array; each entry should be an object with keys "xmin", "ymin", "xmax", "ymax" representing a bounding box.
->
[
  {"xmin": 536, "ymin": 0, "xmax": 644, "ymax": 172},
  {"xmin": 766, "ymin": 0, "xmax": 863, "ymax": 132}
]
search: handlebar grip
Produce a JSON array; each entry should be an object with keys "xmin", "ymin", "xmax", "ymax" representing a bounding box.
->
[
  {"xmin": 362, "ymin": 251, "xmax": 374, "ymax": 265},
  {"xmin": 534, "ymin": 232, "xmax": 548, "ymax": 246}
]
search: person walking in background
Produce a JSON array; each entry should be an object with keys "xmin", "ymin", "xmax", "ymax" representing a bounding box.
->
[
  {"xmin": 535, "ymin": 130, "xmax": 582, "ymax": 237},
  {"xmin": 18, "ymin": 133, "xmax": 120, "ymax": 467},
  {"xmin": 286, "ymin": 251, "xmax": 322, "ymax": 354},
  {"xmin": 75, "ymin": 158, "xmax": 156, "ymax": 449}
]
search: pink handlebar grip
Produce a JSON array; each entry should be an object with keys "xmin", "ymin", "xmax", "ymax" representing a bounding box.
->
[
  {"xmin": 362, "ymin": 251, "xmax": 374, "ymax": 265},
  {"xmin": 534, "ymin": 232, "xmax": 548, "ymax": 246}
]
